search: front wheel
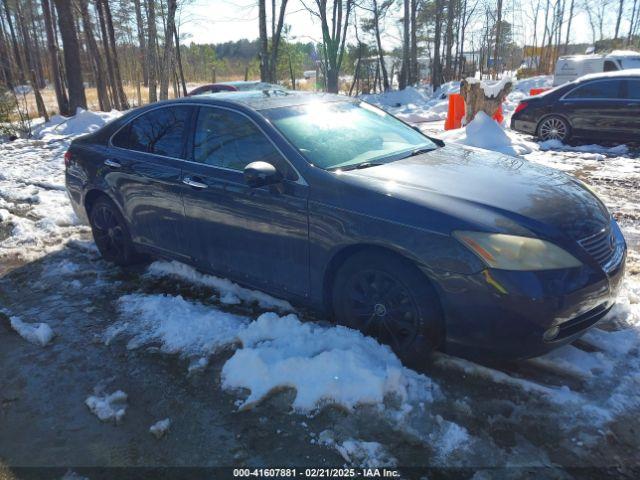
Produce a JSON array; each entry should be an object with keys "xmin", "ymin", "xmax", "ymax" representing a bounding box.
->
[
  {"xmin": 331, "ymin": 250, "xmax": 444, "ymax": 368},
  {"xmin": 537, "ymin": 115, "xmax": 571, "ymax": 142},
  {"xmin": 89, "ymin": 196, "xmax": 142, "ymax": 266}
]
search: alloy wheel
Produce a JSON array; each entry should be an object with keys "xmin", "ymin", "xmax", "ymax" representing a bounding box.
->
[
  {"xmin": 91, "ymin": 205, "xmax": 126, "ymax": 259},
  {"xmin": 343, "ymin": 269, "xmax": 420, "ymax": 352},
  {"xmin": 539, "ymin": 117, "xmax": 568, "ymax": 141}
]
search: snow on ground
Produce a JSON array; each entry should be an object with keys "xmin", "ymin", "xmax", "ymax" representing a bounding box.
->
[
  {"xmin": 318, "ymin": 431, "xmax": 398, "ymax": 468},
  {"xmin": 439, "ymin": 111, "xmax": 535, "ymax": 155},
  {"xmin": 149, "ymin": 418, "xmax": 171, "ymax": 439},
  {"xmin": 85, "ymin": 390, "xmax": 128, "ymax": 423},
  {"xmin": 0, "ymin": 109, "xmax": 122, "ymax": 261},
  {"xmin": 361, "ymin": 75, "xmax": 553, "ymax": 126},
  {"xmin": 147, "ymin": 260, "xmax": 293, "ymax": 312},
  {"xmin": 8, "ymin": 316, "xmax": 54, "ymax": 346}
]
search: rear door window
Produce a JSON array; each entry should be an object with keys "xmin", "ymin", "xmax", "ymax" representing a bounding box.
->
[
  {"xmin": 565, "ymin": 80, "xmax": 623, "ymax": 99},
  {"xmin": 625, "ymin": 80, "xmax": 640, "ymax": 100},
  {"xmin": 112, "ymin": 106, "xmax": 192, "ymax": 158}
]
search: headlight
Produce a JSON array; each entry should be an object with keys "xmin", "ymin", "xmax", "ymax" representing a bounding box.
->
[{"xmin": 453, "ymin": 231, "xmax": 581, "ymax": 271}]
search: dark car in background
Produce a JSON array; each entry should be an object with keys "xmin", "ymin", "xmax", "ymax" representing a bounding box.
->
[
  {"xmin": 511, "ymin": 69, "xmax": 640, "ymax": 143},
  {"xmin": 65, "ymin": 91, "xmax": 626, "ymax": 364},
  {"xmin": 188, "ymin": 81, "xmax": 284, "ymax": 96}
]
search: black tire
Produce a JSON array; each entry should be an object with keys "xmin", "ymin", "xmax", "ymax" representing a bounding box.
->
[
  {"xmin": 331, "ymin": 249, "xmax": 444, "ymax": 368},
  {"xmin": 88, "ymin": 196, "xmax": 142, "ymax": 266},
  {"xmin": 537, "ymin": 115, "xmax": 571, "ymax": 142}
]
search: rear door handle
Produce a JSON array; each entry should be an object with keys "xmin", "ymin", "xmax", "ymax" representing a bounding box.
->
[
  {"xmin": 104, "ymin": 159, "xmax": 121, "ymax": 168},
  {"xmin": 182, "ymin": 176, "xmax": 208, "ymax": 189}
]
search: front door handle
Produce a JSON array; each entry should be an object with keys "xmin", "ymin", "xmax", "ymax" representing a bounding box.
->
[
  {"xmin": 182, "ymin": 176, "xmax": 208, "ymax": 189},
  {"xmin": 104, "ymin": 159, "xmax": 121, "ymax": 168}
]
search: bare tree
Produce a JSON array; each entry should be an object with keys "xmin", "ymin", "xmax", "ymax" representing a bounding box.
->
[
  {"xmin": 159, "ymin": 0, "xmax": 177, "ymax": 100},
  {"xmin": 133, "ymin": 0, "xmax": 148, "ymax": 86},
  {"xmin": 79, "ymin": 0, "xmax": 111, "ymax": 111},
  {"xmin": 614, "ymin": 0, "xmax": 625, "ymax": 39},
  {"xmin": 53, "ymin": 0, "xmax": 87, "ymax": 112},
  {"xmin": 147, "ymin": 0, "xmax": 158, "ymax": 102},
  {"xmin": 41, "ymin": 0, "xmax": 69, "ymax": 114}
]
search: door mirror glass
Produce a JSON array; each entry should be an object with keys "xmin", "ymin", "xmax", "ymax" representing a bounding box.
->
[{"xmin": 244, "ymin": 161, "xmax": 283, "ymax": 188}]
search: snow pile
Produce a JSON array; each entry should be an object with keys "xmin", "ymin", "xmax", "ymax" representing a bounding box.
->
[
  {"xmin": 361, "ymin": 86, "xmax": 449, "ymax": 123},
  {"xmin": 221, "ymin": 312, "xmax": 437, "ymax": 412},
  {"xmin": 35, "ymin": 108, "xmax": 122, "ymax": 141},
  {"xmin": 539, "ymin": 139, "xmax": 629, "ymax": 156},
  {"xmin": 149, "ymin": 418, "xmax": 171, "ymax": 439},
  {"xmin": 513, "ymin": 75, "xmax": 553, "ymax": 94},
  {"xmin": 0, "ymin": 108, "xmax": 121, "ymax": 260},
  {"xmin": 318, "ymin": 431, "xmax": 397, "ymax": 468},
  {"xmin": 9, "ymin": 316, "xmax": 55, "ymax": 346},
  {"xmin": 85, "ymin": 390, "xmax": 128, "ymax": 423},
  {"xmin": 147, "ymin": 260, "xmax": 293, "ymax": 311},
  {"xmin": 479, "ymin": 76, "xmax": 512, "ymax": 98},
  {"xmin": 108, "ymin": 293, "xmax": 249, "ymax": 356},
  {"xmin": 440, "ymin": 111, "xmax": 534, "ymax": 156}
]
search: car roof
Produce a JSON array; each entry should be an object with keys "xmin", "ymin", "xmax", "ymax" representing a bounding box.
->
[
  {"xmin": 574, "ymin": 68, "xmax": 640, "ymax": 83},
  {"xmin": 171, "ymin": 90, "xmax": 352, "ymax": 111}
]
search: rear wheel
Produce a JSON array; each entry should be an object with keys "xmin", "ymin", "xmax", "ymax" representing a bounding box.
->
[
  {"xmin": 537, "ymin": 115, "xmax": 571, "ymax": 142},
  {"xmin": 332, "ymin": 249, "xmax": 444, "ymax": 368},
  {"xmin": 89, "ymin": 196, "xmax": 142, "ymax": 266}
]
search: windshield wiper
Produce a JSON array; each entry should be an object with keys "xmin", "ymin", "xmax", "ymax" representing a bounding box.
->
[
  {"xmin": 339, "ymin": 161, "xmax": 385, "ymax": 171},
  {"xmin": 406, "ymin": 146, "xmax": 437, "ymax": 157}
]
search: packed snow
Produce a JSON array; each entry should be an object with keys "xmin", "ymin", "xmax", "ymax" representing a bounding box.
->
[
  {"xmin": 147, "ymin": 260, "xmax": 293, "ymax": 312},
  {"xmin": 85, "ymin": 390, "xmax": 128, "ymax": 423},
  {"xmin": 318, "ymin": 431, "xmax": 398, "ymax": 468},
  {"xmin": 8, "ymin": 316, "xmax": 54, "ymax": 346},
  {"xmin": 439, "ymin": 111, "xmax": 535, "ymax": 155},
  {"xmin": 149, "ymin": 418, "xmax": 171, "ymax": 439}
]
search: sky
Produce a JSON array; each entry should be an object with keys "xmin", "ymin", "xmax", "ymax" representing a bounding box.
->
[{"xmin": 178, "ymin": 0, "xmax": 622, "ymax": 50}]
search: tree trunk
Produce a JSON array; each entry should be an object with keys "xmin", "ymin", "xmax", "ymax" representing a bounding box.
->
[
  {"xmin": 564, "ymin": 0, "xmax": 575, "ymax": 53},
  {"xmin": 259, "ymin": 0, "xmax": 269, "ymax": 81},
  {"xmin": 460, "ymin": 78, "xmax": 511, "ymax": 124},
  {"xmin": 268, "ymin": 0, "xmax": 288, "ymax": 83},
  {"xmin": 400, "ymin": 0, "xmax": 410, "ymax": 89},
  {"xmin": 372, "ymin": 0, "xmax": 389, "ymax": 91},
  {"xmin": 146, "ymin": 0, "xmax": 158, "ymax": 103},
  {"xmin": 444, "ymin": 0, "xmax": 455, "ymax": 80},
  {"xmin": 432, "ymin": 0, "xmax": 443, "ymax": 88},
  {"xmin": 133, "ymin": 0, "xmax": 148, "ymax": 87},
  {"xmin": 0, "ymin": 10, "xmax": 14, "ymax": 89},
  {"xmin": 614, "ymin": 0, "xmax": 625, "ymax": 39},
  {"xmin": 159, "ymin": 0, "xmax": 177, "ymax": 100},
  {"xmin": 101, "ymin": 0, "xmax": 128, "ymax": 108},
  {"xmin": 41, "ymin": 0, "xmax": 69, "ymax": 114},
  {"xmin": 2, "ymin": 0, "xmax": 26, "ymax": 84},
  {"xmin": 410, "ymin": 0, "xmax": 417, "ymax": 84},
  {"xmin": 493, "ymin": 0, "xmax": 503, "ymax": 78},
  {"xmin": 174, "ymin": 27, "xmax": 187, "ymax": 97},
  {"xmin": 30, "ymin": 68, "xmax": 47, "ymax": 120},
  {"xmin": 80, "ymin": 0, "xmax": 111, "ymax": 111},
  {"xmin": 53, "ymin": 0, "xmax": 86, "ymax": 113}
]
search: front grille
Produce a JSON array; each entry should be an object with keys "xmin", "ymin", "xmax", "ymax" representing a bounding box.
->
[{"xmin": 578, "ymin": 226, "xmax": 616, "ymax": 267}]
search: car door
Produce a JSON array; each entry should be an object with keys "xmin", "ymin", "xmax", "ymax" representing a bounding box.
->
[
  {"xmin": 181, "ymin": 105, "xmax": 310, "ymax": 297},
  {"xmin": 621, "ymin": 79, "xmax": 640, "ymax": 139},
  {"xmin": 560, "ymin": 79, "xmax": 625, "ymax": 138},
  {"xmin": 109, "ymin": 105, "xmax": 194, "ymax": 258}
]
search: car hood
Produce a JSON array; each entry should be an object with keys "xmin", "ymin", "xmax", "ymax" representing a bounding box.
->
[{"xmin": 344, "ymin": 144, "xmax": 610, "ymax": 241}]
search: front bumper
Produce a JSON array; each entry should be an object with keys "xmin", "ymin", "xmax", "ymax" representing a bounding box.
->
[{"xmin": 436, "ymin": 237, "xmax": 626, "ymax": 360}]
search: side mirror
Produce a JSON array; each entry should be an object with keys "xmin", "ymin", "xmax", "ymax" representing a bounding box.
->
[{"xmin": 243, "ymin": 161, "xmax": 283, "ymax": 188}]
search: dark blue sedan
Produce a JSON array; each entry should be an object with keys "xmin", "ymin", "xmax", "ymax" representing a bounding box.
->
[{"xmin": 65, "ymin": 91, "xmax": 626, "ymax": 363}]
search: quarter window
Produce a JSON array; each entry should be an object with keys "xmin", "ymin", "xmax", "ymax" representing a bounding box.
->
[
  {"xmin": 565, "ymin": 80, "xmax": 623, "ymax": 99},
  {"xmin": 112, "ymin": 106, "xmax": 191, "ymax": 158},
  {"xmin": 193, "ymin": 108, "xmax": 283, "ymax": 172}
]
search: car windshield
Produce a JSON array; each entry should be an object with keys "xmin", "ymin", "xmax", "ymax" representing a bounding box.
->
[{"xmin": 263, "ymin": 101, "xmax": 437, "ymax": 170}]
